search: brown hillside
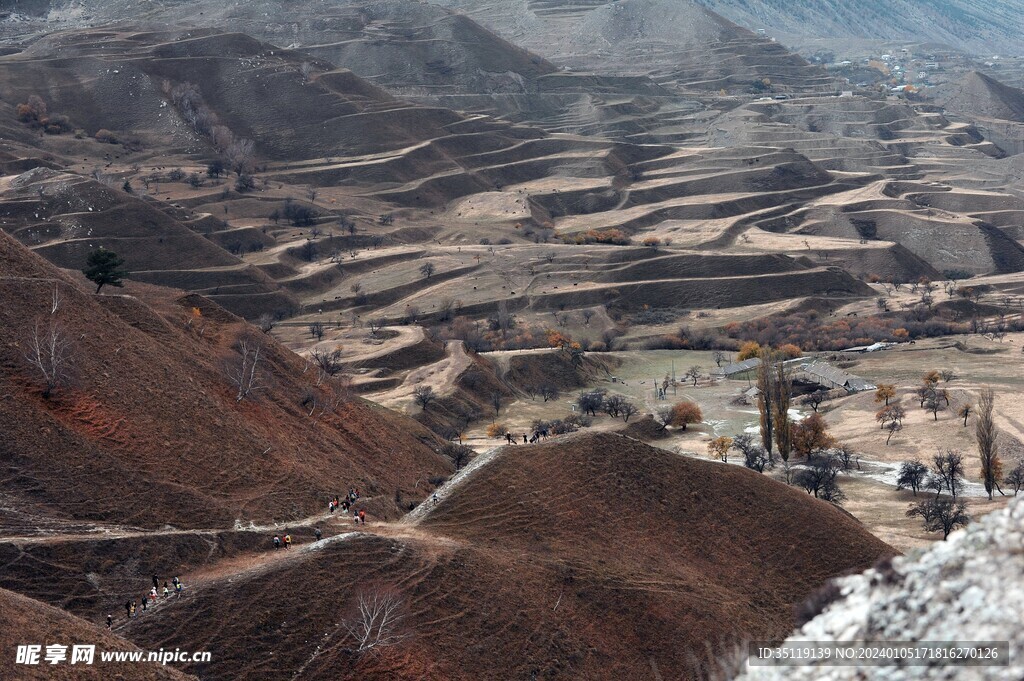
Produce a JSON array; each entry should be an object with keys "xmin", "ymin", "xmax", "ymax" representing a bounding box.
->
[
  {"xmin": 0, "ymin": 587, "xmax": 194, "ymax": 680},
  {"xmin": 0, "ymin": 169, "xmax": 296, "ymax": 318},
  {"xmin": 0, "ymin": 230, "xmax": 451, "ymax": 531},
  {"xmin": 939, "ymin": 71, "xmax": 1024, "ymax": 123},
  {"xmin": 121, "ymin": 432, "xmax": 893, "ymax": 680}
]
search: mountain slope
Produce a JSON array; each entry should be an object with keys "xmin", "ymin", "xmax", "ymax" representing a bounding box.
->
[
  {"xmin": 0, "ymin": 229, "xmax": 451, "ymax": 531},
  {"xmin": 695, "ymin": 0, "xmax": 1024, "ymax": 56},
  {"xmin": 0, "ymin": 587, "xmax": 195, "ymax": 680},
  {"xmin": 938, "ymin": 71, "xmax": 1024, "ymax": 123},
  {"xmin": 119, "ymin": 432, "xmax": 894, "ymax": 679},
  {"xmin": 433, "ymin": 0, "xmax": 837, "ymax": 94}
]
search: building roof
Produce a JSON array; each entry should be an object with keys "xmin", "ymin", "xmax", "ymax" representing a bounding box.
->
[
  {"xmin": 720, "ymin": 357, "xmax": 762, "ymax": 376},
  {"xmin": 800, "ymin": 360, "xmax": 876, "ymax": 393}
]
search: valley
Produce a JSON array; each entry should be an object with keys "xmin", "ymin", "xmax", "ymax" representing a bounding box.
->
[{"xmin": 1, "ymin": 1, "xmax": 1023, "ymax": 679}]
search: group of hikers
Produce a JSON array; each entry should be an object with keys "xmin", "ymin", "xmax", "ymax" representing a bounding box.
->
[
  {"xmin": 328, "ymin": 488, "xmax": 360, "ymax": 514},
  {"xmin": 270, "ymin": 490, "xmax": 368, "ymax": 550},
  {"xmin": 505, "ymin": 428, "xmax": 550, "ymax": 445},
  {"xmin": 331, "ymin": 489, "xmax": 368, "ymax": 524},
  {"xmin": 106, "ymin": 575, "xmax": 183, "ymax": 628}
]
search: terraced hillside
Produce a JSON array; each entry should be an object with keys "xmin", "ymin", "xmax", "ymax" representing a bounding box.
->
[
  {"xmin": 1, "ymin": 21, "xmax": 1020, "ymax": 341},
  {"xmin": 696, "ymin": 0, "xmax": 1024, "ymax": 56},
  {"xmin": 435, "ymin": 0, "xmax": 838, "ymax": 95},
  {"xmin": 937, "ymin": 71, "xmax": 1024, "ymax": 156}
]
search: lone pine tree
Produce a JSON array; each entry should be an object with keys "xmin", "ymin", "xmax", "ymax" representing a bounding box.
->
[{"xmin": 83, "ymin": 248, "xmax": 127, "ymax": 293}]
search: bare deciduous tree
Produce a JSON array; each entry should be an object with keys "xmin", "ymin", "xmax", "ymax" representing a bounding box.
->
[
  {"xmin": 257, "ymin": 313, "xmax": 275, "ymax": 334},
  {"xmin": 441, "ymin": 442, "xmax": 473, "ymax": 471},
  {"xmin": 794, "ymin": 452, "xmax": 845, "ymax": 504},
  {"xmin": 307, "ymin": 382, "xmax": 350, "ymax": 425},
  {"xmin": 419, "ymin": 262, "xmax": 435, "ymax": 279},
  {"xmin": 308, "ymin": 321, "xmax": 325, "ymax": 341},
  {"xmin": 343, "ymin": 588, "xmax": 410, "ymax": 654},
  {"xmin": 577, "ymin": 390, "xmax": 605, "ymax": 416},
  {"xmin": 50, "ymin": 285, "xmax": 63, "ymax": 315},
  {"xmin": 896, "ymin": 460, "xmax": 928, "ymax": 496},
  {"xmin": 771, "ymin": 356, "xmax": 792, "ymax": 461},
  {"xmin": 802, "ymin": 390, "xmax": 828, "ymax": 413},
  {"xmin": 654, "ymin": 405, "xmax": 673, "ymax": 432},
  {"xmin": 976, "ymin": 387, "xmax": 1003, "ymax": 500},
  {"xmin": 958, "ymin": 402, "xmax": 972, "ymax": 426},
  {"xmin": 538, "ymin": 383, "xmax": 558, "ymax": 402},
  {"xmin": 685, "ymin": 365, "xmax": 701, "ymax": 386},
  {"xmin": 25, "ymin": 319, "xmax": 73, "ymax": 398},
  {"xmin": 225, "ymin": 137, "xmax": 255, "ymax": 176},
  {"xmin": 228, "ymin": 336, "xmax": 264, "ymax": 401},
  {"xmin": 907, "ymin": 497, "xmax": 970, "ymax": 540},
  {"xmin": 756, "ymin": 351, "xmax": 775, "ymax": 458},
  {"xmin": 620, "ymin": 400, "xmax": 638, "ymax": 422},
  {"xmin": 732, "ymin": 433, "xmax": 772, "ymax": 472},
  {"xmin": 310, "ymin": 347, "xmax": 344, "ymax": 385},
  {"xmin": 413, "ymin": 385, "xmax": 435, "ymax": 410},
  {"xmin": 885, "ymin": 419, "xmax": 903, "ymax": 445},
  {"xmin": 932, "ymin": 449, "xmax": 966, "ymax": 499},
  {"xmin": 1005, "ymin": 459, "xmax": 1024, "ymax": 496}
]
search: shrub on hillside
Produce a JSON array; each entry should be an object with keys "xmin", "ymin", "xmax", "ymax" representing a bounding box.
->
[
  {"xmin": 777, "ymin": 343, "xmax": 802, "ymax": 359},
  {"xmin": 94, "ymin": 129, "xmax": 118, "ymax": 144},
  {"xmin": 721, "ymin": 310, "xmax": 984, "ymax": 352},
  {"xmin": 277, "ymin": 200, "xmax": 318, "ymax": 227},
  {"xmin": 44, "ymin": 114, "xmax": 73, "ymax": 135},
  {"xmin": 561, "ymin": 229, "xmax": 631, "ymax": 246},
  {"xmin": 235, "ymin": 174, "xmax": 256, "ymax": 193},
  {"xmin": 486, "ymin": 422, "xmax": 509, "ymax": 438},
  {"xmin": 15, "ymin": 95, "xmax": 72, "ymax": 134},
  {"xmin": 16, "ymin": 95, "xmax": 47, "ymax": 125},
  {"xmin": 737, "ymin": 341, "xmax": 762, "ymax": 361}
]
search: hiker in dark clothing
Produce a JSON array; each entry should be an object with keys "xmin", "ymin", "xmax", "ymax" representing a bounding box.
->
[
  {"xmin": 152, "ymin": 575, "xmax": 159, "ymax": 590},
  {"xmin": 141, "ymin": 596, "xmax": 147, "ymax": 612},
  {"xmin": 124, "ymin": 601, "xmax": 131, "ymax": 618},
  {"xmin": 107, "ymin": 615, "xmax": 113, "ymax": 629},
  {"xmin": 523, "ymin": 433, "xmax": 528, "ymax": 444},
  {"xmin": 314, "ymin": 528, "xmax": 322, "ymax": 541}
]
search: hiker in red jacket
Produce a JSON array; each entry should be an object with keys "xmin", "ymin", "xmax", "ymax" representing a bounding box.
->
[{"xmin": 358, "ymin": 509, "xmax": 366, "ymax": 524}]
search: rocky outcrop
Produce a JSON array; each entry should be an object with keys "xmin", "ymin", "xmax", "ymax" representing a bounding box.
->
[{"xmin": 738, "ymin": 499, "xmax": 1024, "ymax": 681}]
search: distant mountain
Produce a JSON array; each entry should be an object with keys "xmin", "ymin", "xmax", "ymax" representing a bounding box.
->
[
  {"xmin": 694, "ymin": 0, "xmax": 1024, "ymax": 55},
  {"xmin": 433, "ymin": 0, "xmax": 837, "ymax": 93}
]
